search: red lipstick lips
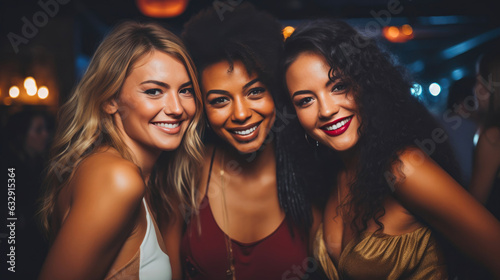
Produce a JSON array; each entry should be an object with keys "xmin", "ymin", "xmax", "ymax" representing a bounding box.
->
[{"xmin": 321, "ymin": 116, "xmax": 353, "ymax": 136}]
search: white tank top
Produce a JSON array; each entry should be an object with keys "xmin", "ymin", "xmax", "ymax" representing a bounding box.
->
[
  {"xmin": 105, "ymin": 199, "xmax": 172, "ymax": 279},
  {"xmin": 140, "ymin": 198, "xmax": 172, "ymax": 279}
]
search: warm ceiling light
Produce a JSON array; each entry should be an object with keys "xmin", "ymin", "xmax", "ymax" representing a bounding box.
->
[
  {"xmin": 136, "ymin": 0, "xmax": 189, "ymax": 18},
  {"xmin": 283, "ymin": 26, "xmax": 295, "ymax": 40},
  {"xmin": 27, "ymin": 87, "xmax": 37, "ymax": 96},
  {"xmin": 9, "ymin": 86, "xmax": 20, "ymax": 98},
  {"xmin": 401, "ymin": 24, "xmax": 413, "ymax": 36},
  {"xmin": 387, "ymin": 26, "xmax": 399, "ymax": 38},
  {"xmin": 383, "ymin": 26, "xmax": 413, "ymax": 43},
  {"xmin": 24, "ymin": 76, "xmax": 37, "ymax": 96},
  {"xmin": 38, "ymin": 86, "xmax": 49, "ymax": 99},
  {"xmin": 24, "ymin": 76, "xmax": 36, "ymax": 90}
]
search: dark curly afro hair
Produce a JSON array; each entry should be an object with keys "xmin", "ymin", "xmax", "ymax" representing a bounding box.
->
[{"xmin": 283, "ymin": 19, "xmax": 460, "ymax": 236}]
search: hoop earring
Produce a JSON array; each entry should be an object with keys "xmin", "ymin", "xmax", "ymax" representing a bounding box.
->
[{"xmin": 305, "ymin": 133, "xmax": 319, "ymax": 147}]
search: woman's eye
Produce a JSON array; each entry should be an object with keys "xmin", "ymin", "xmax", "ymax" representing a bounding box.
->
[
  {"xmin": 248, "ymin": 87, "xmax": 266, "ymax": 96},
  {"xmin": 144, "ymin": 89, "xmax": 162, "ymax": 96},
  {"xmin": 296, "ymin": 97, "xmax": 314, "ymax": 107},
  {"xmin": 208, "ymin": 97, "xmax": 229, "ymax": 105},
  {"xmin": 332, "ymin": 83, "xmax": 347, "ymax": 92},
  {"xmin": 180, "ymin": 87, "xmax": 194, "ymax": 96}
]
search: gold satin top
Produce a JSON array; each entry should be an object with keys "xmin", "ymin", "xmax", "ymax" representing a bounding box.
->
[{"xmin": 316, "ymin": 226, "xmax": 448, "ymax": 280}]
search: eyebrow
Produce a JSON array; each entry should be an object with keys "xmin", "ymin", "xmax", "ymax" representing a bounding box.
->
[
  {"xmin": 292, "ymin": 78, "xmax": 340, "ymax": 98},
  {"xmin": 292, "ymin": 90, "xmax": 312, "ymax": 98},
  {"xmin": 243, "ymin": 78, "xmax": 260, "ymax": 90},
  {"xmin": 206, "ymin": 89, "xmax": 229, "ymax": 96},
  {"xmin": 206, "ymin": 78, "xmax": 261, "ymax": 97},
  {"xmin": 180, "ymin": 81, "xmax": 193, "ymax": 88},
  {"xmin": 140, "ymin": 80, "xmax": 192, "ymax": 89}
]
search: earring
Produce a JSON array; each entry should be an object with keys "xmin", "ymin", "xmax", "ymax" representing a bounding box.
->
[{"xmin": 304, "ymin": 133, "xmax": 319, "ymax": 147}]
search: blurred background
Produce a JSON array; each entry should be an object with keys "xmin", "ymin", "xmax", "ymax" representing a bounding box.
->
[{"xmin": 0, "ymin": 0, "xmax": 498, "ymax": 278}]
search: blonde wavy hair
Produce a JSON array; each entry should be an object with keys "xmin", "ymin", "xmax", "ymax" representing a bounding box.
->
[{"xmin": 39, "ymin": 21, "xmax": 204, "ymax": 239}]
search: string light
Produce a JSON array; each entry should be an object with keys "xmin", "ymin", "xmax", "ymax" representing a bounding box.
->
[
  {"xmin": 24, "ymin": 77, "xmax": 37, "ymax": 96},
  {"xmin": 38, "ymin": 86, "xmax": 49, "ymax": 99},
  {"xmin": 9, "ymin": 86, "xmax": 20, "ymax": 98}
]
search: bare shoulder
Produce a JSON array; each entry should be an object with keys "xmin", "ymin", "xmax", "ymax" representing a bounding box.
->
[
  {"xmin": 484, "ymin": 126, "xmax": 500, "ymax": 141},
  {"xmin": 390, "ymin": 147, "xmax": 468, "ymax": 212},
  {"xmin": 70, "ymin": 148, "xmax": 145, "ymax": 205},
  {"xmin": 392, "ymin": 147, "xmax": 442, "ymax": 183},
  {"xmin": 390, "ymin": 147, "xmax": 449, "ymax": 200},
  {"xmin": 481, "ymin": 126, "xmax": 500, "ymax": 147}
]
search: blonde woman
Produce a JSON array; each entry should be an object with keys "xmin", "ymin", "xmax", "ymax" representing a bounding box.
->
[{"xmin": 38, "ymin": 21, "xmax": 203, "ymax": 280}]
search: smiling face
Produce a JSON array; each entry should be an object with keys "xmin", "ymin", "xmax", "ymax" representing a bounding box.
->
[
  {"xmin": 286, "ymin": 52, "xmax": 361, "ymax": 152},
  {"xmin": 112, "ymin": 50, "xmax": 196, "ymax": 155},
  {"xmin": 201, "ymin": 60, "xmax": 276, "ymax": 154}
]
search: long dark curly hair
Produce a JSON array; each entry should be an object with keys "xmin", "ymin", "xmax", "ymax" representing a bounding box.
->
[
  {"xmin": 283, "ymin": 19, "xmax": 460, "ymax": 236},
  {"xmin": 182, "ymin": 3, "xmax": 324, "ymax": 236}
]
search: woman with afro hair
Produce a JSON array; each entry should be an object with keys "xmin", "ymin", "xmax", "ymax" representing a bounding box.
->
[
  {"xmin": 180, "ymin": 3, "xmax": 326, "ymax": 280},
  {"xmin": 284, "ymin": 19, "xmax": 500, "ymax": 279}
]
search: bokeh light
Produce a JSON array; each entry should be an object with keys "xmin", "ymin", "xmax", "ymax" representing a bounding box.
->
[
  {"xmin": 411, "ymin": 83, "xmax": 422, "ymax": 96},
  {"xmin": 38, "ymin": 86, "xmax": 49, "ymax": 99},
  {"xmin": 401, "ymin": 24, "xmax": 413, "ymax": 35},
  {"xmin": 429, "ymin": 83, "xmax": 441, "ymax": 96},
  {"xmin": 283, "ymin": 26, "xmax": 295, "ymax": 40},
  {"xmin": 9, "ymin": 86, "xmax": 20, "ymax": 98}
]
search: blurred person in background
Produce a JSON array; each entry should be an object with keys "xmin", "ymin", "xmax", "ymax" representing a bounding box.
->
[
  {"xmin": 470, "ymin": 49, "xmax": 500, "ymax": 221},
  {"xmin": 1, "ymin": 109, "xmax": 52, "ymax": 279},
  {"xmin": 438, "ymin": 76, "xmax": 478, "ymax": 187}
]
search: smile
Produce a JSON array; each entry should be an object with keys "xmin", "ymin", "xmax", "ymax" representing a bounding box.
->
[
  {"xmin": 151, "ymin": 121, "xmax": 182, "ymax": 134},
  {"xmin": 227, "ymin": 122, "xmax": 262, "ymax": 142},
  {"xmin": 153, "ymin": 122, "xmax": 180, "ymax": 128},
  {"xmin": 232, "ymin": 125, "xmax": 258, "ymax": 135},
  {"xmin": 321, "ymin": 116, "xmax": 353, "ymax": 136}
]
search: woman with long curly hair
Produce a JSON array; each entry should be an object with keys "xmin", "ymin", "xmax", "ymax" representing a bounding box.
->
[
  {"xmin": 38, "ymin": 21, "xmax": 204, "ymax": 280},
  {"xmin": 283, "ymin": 19, "xmax": 500, "ymax": 279},
  {"xmin": 180, "ymin": 3, "xmax": 325, "ymax": 280}
]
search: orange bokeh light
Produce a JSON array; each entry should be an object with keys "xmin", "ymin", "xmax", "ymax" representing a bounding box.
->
[
  {"xmin": 283, "ymin": 26, "xmax": 295, "ymax": 40},
  {"xmin": 383, "ymin": 25, "xmax": 414, "ymax": 43},
  {"xmin": 136, "ymin": 0, "xmax": 189, "ymax": 18},
  {"xmin": 387, "ymin": 26, "xmax": 399, "ymax": 38},
  {"xmin": 401, "ymin": 24, "xmax": 413, "ymax": 35}
]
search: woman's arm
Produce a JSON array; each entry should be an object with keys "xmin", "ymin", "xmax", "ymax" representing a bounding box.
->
[
  {"xmin": 393, "ymin": 148, "xmax": 500, "ymax": 279},
  {"xmin": 470, "ymin": 127, "xmax": 500, "ymax": 203},
  {"xmin": 38, "ymin": 159, "xmax": 145, "ymax": 280}
]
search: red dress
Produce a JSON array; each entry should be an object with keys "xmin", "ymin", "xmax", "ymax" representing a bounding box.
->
[{"xmin": 181, "ymin": 150, "xmax": 310, "ymax": 280}]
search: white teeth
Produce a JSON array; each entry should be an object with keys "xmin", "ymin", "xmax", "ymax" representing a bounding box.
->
[
  {"xmin": 233, "ymin": 125, "xmax": 257, "ymax": 135},
  {"xmin": 325, "ymin": 117, "xmax": 352, "ymax": 131},
  {"xmin": 154, "ymin": 122, "xmax": 180, "ymax": 128}
]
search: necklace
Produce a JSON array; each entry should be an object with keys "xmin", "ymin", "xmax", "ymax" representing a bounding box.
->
[{"xmin": 220, "ymin": 151, "xmax": 236, "ymax": 280}]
